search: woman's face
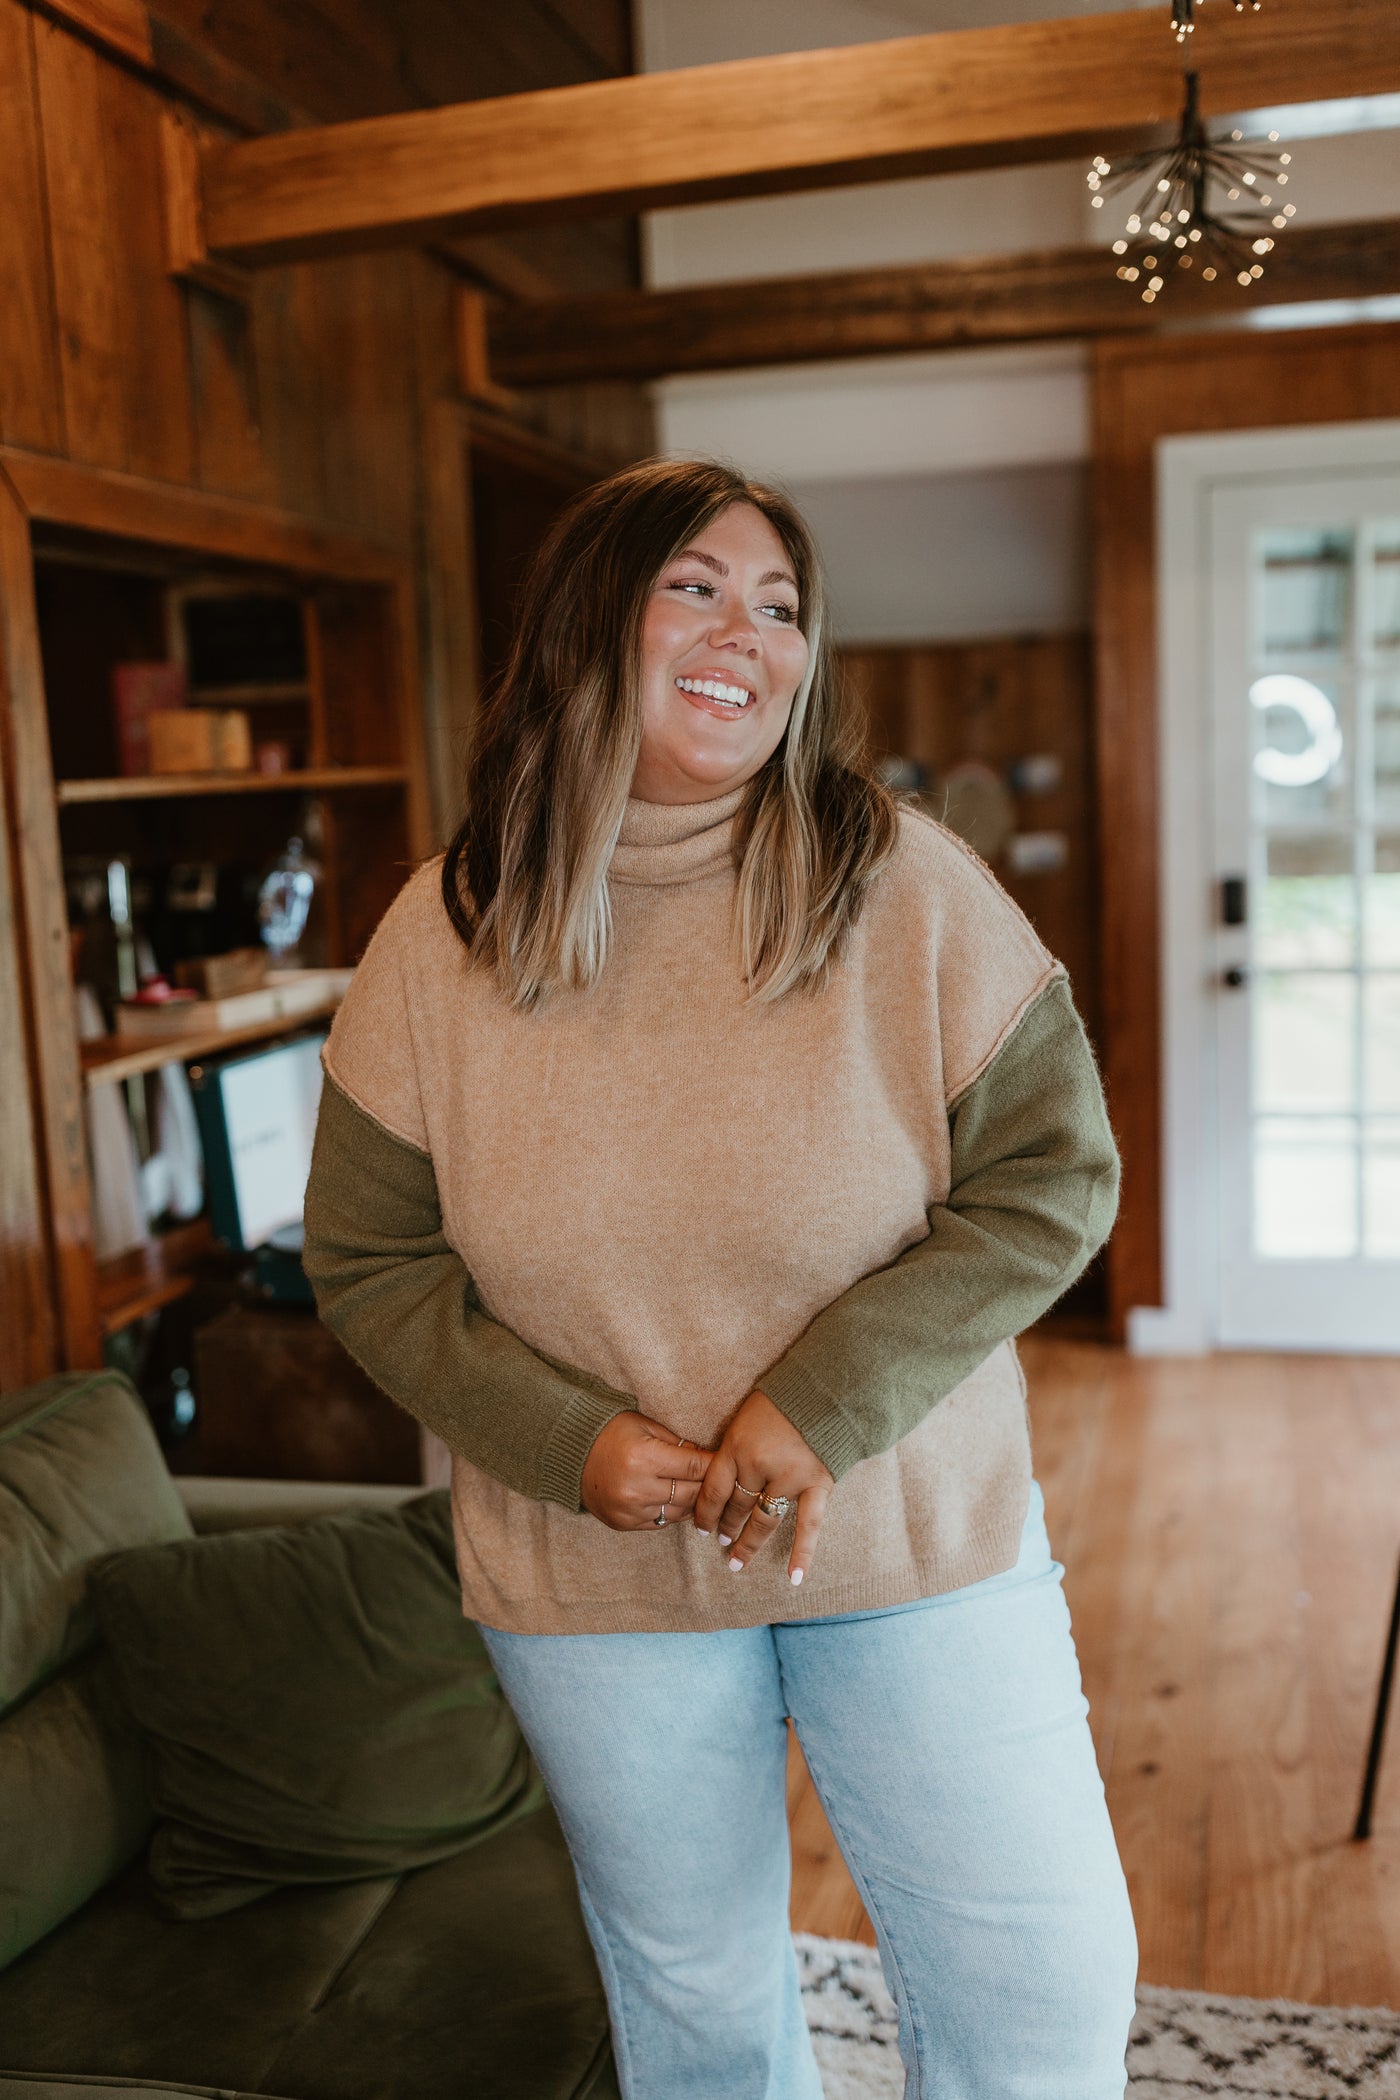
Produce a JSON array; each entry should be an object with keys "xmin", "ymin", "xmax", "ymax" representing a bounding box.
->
[{"xmin": 632, "ymin": 501, "xmax": 810, "ymax": 805}]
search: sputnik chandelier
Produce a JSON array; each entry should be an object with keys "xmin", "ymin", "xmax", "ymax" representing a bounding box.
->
[
  {"xmin": 1169, "ymin": 0, "xmax": 1260, "ymax": 44},
  {"xmin": 1087, "ymin": 71, "xmax": 1295, "ymax": 303}
]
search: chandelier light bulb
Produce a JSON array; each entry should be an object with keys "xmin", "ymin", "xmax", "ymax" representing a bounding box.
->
[{"xmin": 1087, "ymin": 68, "xmax": 1294, "ymax": 306}]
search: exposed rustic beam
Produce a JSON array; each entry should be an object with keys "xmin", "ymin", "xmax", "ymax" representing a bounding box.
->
[
  {"xmin": 485, "ymin": 218, "xmax": 1400, "ymax": 386},
  {"xmin": 199, "ymin": 0, "xmax": 1400, "ymax": 267}
]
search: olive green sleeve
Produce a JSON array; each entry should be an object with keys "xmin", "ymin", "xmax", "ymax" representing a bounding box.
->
[
  {"xmin": 301, "ymin": 1073, "xmax": 637, "ymax": 1510},
  {"xmin": 757, "ymin": 974, "xmax": 1119, "ymax": 1480}
]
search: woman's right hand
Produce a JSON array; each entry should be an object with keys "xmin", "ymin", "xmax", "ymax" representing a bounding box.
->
[{"xmin": 581, "ymin": 1413, "xmax": 715, "ymax": 1530}]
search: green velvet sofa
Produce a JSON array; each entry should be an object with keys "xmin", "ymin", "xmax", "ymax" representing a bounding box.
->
[{"xmin": 0, "ymin": 1370, "xmax": 619, "ymax": 2100}]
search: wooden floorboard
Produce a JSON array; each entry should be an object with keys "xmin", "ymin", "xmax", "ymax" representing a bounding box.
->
[{"xmin": 785, "ymin": 1338, "xmax": 1400, "ymax": 2006}]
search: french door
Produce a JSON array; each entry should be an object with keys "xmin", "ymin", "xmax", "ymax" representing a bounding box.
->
[{"xmin": 1209, "ymin": 472, "xmax": 1400, "ymax": 1349}]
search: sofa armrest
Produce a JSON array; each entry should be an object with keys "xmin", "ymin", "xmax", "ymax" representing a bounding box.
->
[{"xmin": 176, "ymin": 1478, "xmax": 419, "ymax": 1535}]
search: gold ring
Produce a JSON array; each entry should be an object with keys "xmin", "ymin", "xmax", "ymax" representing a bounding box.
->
[
  {"xmin": 733, "ymin": 1481, "xmax": 761, "ymax": 1499},
  {"xmin": 757, "ymin": 1492, "xmax": 793, "ymax": 1519},
  {"xmin": 666, "ymin": 1478, "xmax": 677, "ymax": 1506}
]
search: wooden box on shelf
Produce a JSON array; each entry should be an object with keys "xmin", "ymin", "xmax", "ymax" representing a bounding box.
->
[{"xmin": 0, "ymin": 449, "xmax": 430, "ymax": 1399}]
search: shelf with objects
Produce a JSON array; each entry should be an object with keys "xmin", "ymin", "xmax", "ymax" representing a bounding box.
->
[{"xmin": 0, "ymin": 451, "xmax": 431, "ymax": 1478}]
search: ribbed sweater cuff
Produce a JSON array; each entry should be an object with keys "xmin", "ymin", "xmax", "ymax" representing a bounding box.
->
[
  {"xmin": 537, "ymin": 1385, "xmax": 637, "ymax": 1511},
  {"xmin": 757, "ymin": 1362, "xmax": 867, "ymax": 1482}
]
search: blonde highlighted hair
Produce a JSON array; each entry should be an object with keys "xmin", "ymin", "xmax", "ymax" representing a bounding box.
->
[{"xmin": 442, "ymin": 457, "xmax": 898, "ymax": 1007}]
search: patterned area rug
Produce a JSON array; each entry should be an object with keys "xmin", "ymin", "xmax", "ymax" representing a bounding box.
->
[{"xmin": 794, "ymin": 1933, "xmax": 1400, "ymax": 2097}]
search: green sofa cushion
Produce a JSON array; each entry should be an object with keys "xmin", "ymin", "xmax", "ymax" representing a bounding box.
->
[
  {"xmin": 0, "ymin": 1811, "xmax": 619, "ymax": 2100},
  {"xmin": 88, "ymin": 1491, "xmax": 543, "ymax": 1918},
  {"xmin": 0, "ymin": 1372, "xmax": 192, "ymax": 1713},
  {"xmin": 0, "ymin": 1647, "xmax": 150, "ymax": 1971}
]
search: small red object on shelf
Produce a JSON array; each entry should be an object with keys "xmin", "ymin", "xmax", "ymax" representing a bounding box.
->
[{"xmin": 126, "ymin": 975, "xmax": 198, "ymax": 1008}]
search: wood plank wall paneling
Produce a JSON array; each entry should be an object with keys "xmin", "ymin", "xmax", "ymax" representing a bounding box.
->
[
  {"xmin": 312, "ymin": 254, "xmax": 422, "ymax": 547},
  {"xmin": 142, "ymin": 0, "xmax": 640, "ymax": 299},
  {"xmin": 0, "ymin": 7, "xmax": 64, "ymax": 454},
  {"xmin": 99, "ymin": 59, "xmax": 198, "ymax": 484},
  {"xmin": 32, "ymin": 17, "xmax": 196, "ymax": 481},
  {"xmin": 147, "ymin": 0, "xmax": 627, "ymax": 119},
  {"xmin": 1092, "ymin": 320, "xmax": 1400, "ymax": 1337},
  {"xmin": 10, "ymin": 0, "xmax": 646, "ymax": 530},
  {"xmin": 843, "ymin": 636, "xmax": 1101, "ymax": 1050},
  {"xmin": 32, "ymin": 18, "xmax": 129, "ymax": 471},
  {"xmin": 247, "ymin": 262, "xmax": 329, "ymax": 518},
  {"xmin": 186, "ymin": 283, "xmax": 273, "ymax": 501}
]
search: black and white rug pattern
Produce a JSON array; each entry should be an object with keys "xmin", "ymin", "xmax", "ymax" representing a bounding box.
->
[{"xmin": 794, "ymin": 1933, "xmax": 1400, "ymax": 2097}]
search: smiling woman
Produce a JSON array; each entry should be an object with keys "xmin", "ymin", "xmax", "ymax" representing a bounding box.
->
[
  {"xmin": 437, "ymin": 458, "xmax": 897, "ymax": 1011},
  {"xmin": 302, "ymin": 457, "xmax": 1137, "ymax": 2100}
]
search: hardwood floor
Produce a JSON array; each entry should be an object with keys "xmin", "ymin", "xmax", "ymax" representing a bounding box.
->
[{"xmin": 785, "ymin": 1338, "xmax": 1400, "ymax": 2007}]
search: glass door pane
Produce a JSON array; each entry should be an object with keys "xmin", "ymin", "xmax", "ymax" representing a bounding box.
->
[{"xmin": 1233, "ymin": 511, "xmax": 1400, "ymax": 1284}]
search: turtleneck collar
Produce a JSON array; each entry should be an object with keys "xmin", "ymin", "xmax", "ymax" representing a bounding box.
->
[{"xmin": 610, "ymin": 785, "xmax": 746, "ymax": 887}]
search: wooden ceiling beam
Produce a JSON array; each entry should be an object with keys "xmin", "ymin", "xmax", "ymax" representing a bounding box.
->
[
  {"xmin": 198, "ymin": 0, "xmax": 1400, "ymax": 267},
  {"xmin": 484, "ymin": 218, "xmax": 1400, "ymax": 385}
]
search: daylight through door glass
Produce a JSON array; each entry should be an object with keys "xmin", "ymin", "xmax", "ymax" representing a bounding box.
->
[{"xmin": 1249, "ymin": 522, "xmax": 1400, "ymax": 1258}]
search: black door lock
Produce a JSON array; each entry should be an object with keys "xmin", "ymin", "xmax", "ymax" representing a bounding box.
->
[{"xmin": 1221, "ymin": 875, "xmax": 1248, "ymax": 928}]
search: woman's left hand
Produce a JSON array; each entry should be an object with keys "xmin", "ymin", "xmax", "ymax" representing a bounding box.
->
[{"xmin": 694, "ymin": 1390, "xmax": 834, "ymax": 1587}]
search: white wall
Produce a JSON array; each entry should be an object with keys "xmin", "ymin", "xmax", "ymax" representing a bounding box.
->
[
  {"xmin": 635, "ymin": 0, "xmax": 1400, "ymax": 643},
  {"xmin": 796, "ymin": 462, "xmax": 1090, "ymax": 643},
  {"xmin": 657, "ymin": 343, "xmax": 1088, "ymax": 485}
]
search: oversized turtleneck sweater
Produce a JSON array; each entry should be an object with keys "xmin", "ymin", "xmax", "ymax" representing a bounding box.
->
[{"xmin": 303, "ymin": 788, "xmax": 1118, "ymax": 1636}]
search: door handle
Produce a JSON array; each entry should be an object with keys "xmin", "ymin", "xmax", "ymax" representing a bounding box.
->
[
  {"xmin": 1220, "ymin": 875, "xmax": 1248, "ymax": 928},
  {"xmin": 1222, "ymin": 966, "xmax": 1249, "ymax": 989}
]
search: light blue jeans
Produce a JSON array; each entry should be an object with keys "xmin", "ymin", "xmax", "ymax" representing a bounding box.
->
[{"xmin": 480, "ymin": 1482, "xmax": 1137, "ymax": 2100}]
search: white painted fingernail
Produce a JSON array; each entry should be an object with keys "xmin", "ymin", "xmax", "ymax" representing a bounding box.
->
[
  {"xmin": 728, "ymin": 1556, "xmax": 744, "ymax": 1573},
  {"xmin": 790, "ymin": 1568, "xmax": 804, "ymax": 1586},
  {"xmin": 695, "ymin": 1528, "xmax": 710, "ymax": 1536},
  {"xmin": 718, "ymin": 1535, "xmax": 731, "ymax": 1547}
]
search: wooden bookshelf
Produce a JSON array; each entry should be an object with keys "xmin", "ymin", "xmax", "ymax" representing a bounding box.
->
[
  {"xmin": 57, "ymin": 766, "xmax": 407, "ymax": 805},
  {"xmin": 187, "ymin": 682, "xmax": 312, "ymax": 707},
  {"xmin": 0, "ymin": 449, "xmax": 431, "ymax": 1369},
  {"xmin": 82, "ymin": 1000, "xmax": 342, "ymax": 1087},
  {"xmin": 96, "ymin": 1218, "xmax": 216, "ymax": 1337}
]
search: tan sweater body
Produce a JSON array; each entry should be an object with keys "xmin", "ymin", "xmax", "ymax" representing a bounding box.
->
[{"xmin": 324, "ymin": 791, "xmax": 1058, "ymax": 1634}]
